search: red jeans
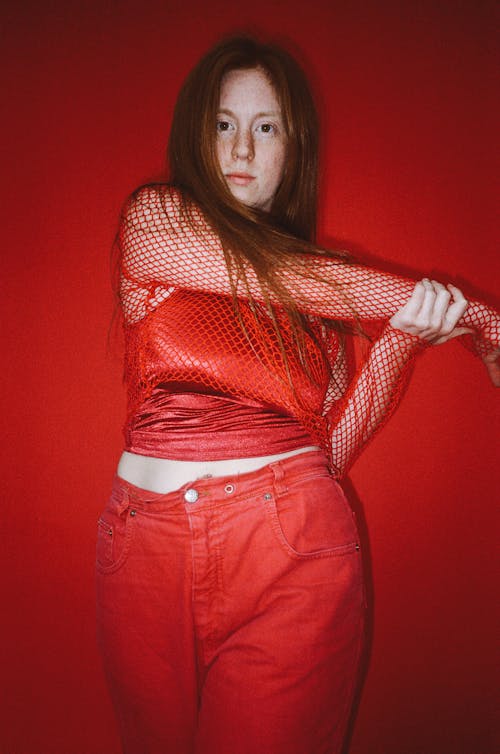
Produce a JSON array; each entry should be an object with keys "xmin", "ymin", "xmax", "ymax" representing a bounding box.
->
[{"xmin": 96, "ymin": 450, "xmax": 365, "ymax": 754}]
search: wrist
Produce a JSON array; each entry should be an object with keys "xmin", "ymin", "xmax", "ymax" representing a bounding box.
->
[{"xmin": 381, "ymin": 322, "xmax": 430, "ymax": 352}]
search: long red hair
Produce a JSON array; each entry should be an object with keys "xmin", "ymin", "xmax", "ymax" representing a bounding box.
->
[
  {"xmin": 168, "ymin": 34, "xmax": 320, "ymax": 243},
  {"xmin": 113, "ymin": 36, "xmax": 358, "ymax": 383},
  {"xmin": 166, "ymin": 35, "xmax": 355, "ymax": 379}
]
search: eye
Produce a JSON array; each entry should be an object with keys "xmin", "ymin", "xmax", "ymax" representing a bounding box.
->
[
  {"xmin": 216, "ymin": 120, "xmax": 233, "ymax": 133},
  {"xmin": 257, "ymin": 122, "xmax": 275, "ymax": 134}
]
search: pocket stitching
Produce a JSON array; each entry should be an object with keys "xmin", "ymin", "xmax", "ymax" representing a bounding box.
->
[
  {"xmin": 263, "ymin": 494, "xmax": 359, "ymax": 561},
  {"xmin": 96, "ymin": 511, "xmax": 135, "ymax": 575}
]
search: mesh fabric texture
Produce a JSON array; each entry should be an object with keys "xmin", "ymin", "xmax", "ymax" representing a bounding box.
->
[{"xmin": 118, "ymin": 185, "xmax": 498, "ymax": 477}]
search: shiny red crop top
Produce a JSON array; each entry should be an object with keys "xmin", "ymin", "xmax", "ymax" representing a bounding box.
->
[{"xmin": 118, "ymin": 184, "xmax": 498, "ymax": 477}]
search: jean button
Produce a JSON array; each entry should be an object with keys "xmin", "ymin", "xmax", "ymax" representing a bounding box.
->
[{"xmin": 184, "ymin": 488, "xmax": 199, "ymax": 504}]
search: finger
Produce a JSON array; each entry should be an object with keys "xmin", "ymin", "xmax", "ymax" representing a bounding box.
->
[
  {"xmin": 483, "ymin": 347, "xmax": 500, "ymax": 364},
  {"xmin": 484, "ymin": 355, "xmax": 500, "ymax": 387},
  {"xmin": 446, "ymin": 283, "xmax": 467, "ymax": 301},
  {"xmin": 442, "ymin": 285, "xmax": 468, "ymax": 333},
  {"xmin": 432, "ymin": 326, "xmax": 474, "ymax": 344},
  {"xmin": 482, "ymin": 348, "xmax": 500, "ymax": 387},
  {"xmin": 389, "ymin": 281, "xmax": 426, "ymax": 331},
  {"xmin": 428, "ymin": 280, "xmax": 451, "ymax": 332},
  {"xmin": 418, "ymin": 279, "xmax": 452, "ymax": 338},
  {"xmin": 402, "ymin": 281, "xmax": 426, "ymax": 318},
  {"xmin": 446, "ymin": 283, "xmax": 468, "ymax": 311},
  {"xmin": 417, "ymin": 278, "xmax": 437, "ymax": 329}
]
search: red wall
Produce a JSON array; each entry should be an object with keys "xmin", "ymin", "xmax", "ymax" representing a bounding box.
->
[{"xmin": 2, "ymin": 1, "xmax": 498, "ymax": 752}]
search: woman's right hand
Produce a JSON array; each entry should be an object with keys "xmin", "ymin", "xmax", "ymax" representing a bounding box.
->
[
  {"xmin": 390, "ymin": 279, "xmax": 500, "ymax": 386},
  {"xmin": 390, "ymin": 278, "xmax": 472, "ymax": 345}
]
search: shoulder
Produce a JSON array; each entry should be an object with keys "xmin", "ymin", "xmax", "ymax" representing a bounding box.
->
[
  {"xmin": 121, "ymin": 183, "xmax": 209, "ymax": 232},
  {"xmin": 121, "ymin": 182, "xmax": 182, "ymax": 222}
]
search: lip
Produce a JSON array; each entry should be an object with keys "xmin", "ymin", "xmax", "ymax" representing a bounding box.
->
[{"xmin": 226, "ymin": 173, "xmax": 256, "ymax": 186}]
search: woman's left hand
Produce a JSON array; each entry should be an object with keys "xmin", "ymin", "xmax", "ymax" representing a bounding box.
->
[
  {"xmin": 481, "ymin": 348, "xmax": 500, "ymax": 387},
  {"xmin": 390, "ymin": 278, "xmax": 472, "ymax": 344}
]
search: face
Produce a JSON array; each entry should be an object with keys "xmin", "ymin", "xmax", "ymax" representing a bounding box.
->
[{"xmin": 216, "ymin": 67, "xmax": 287, "ymax": 212}]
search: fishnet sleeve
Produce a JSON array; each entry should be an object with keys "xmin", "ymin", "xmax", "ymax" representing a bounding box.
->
[
  {"xmin": 326, "ymin": 325, "xmax": 426, "ymax": 478},
  {"xmin": 119, "ymin": 184, "xmax": 499, "ymax": 354}
]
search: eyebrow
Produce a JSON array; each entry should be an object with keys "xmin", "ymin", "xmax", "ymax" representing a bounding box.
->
[{"xmin": 217, "ymin": 108, "xmax": 282, "ymax": 118}]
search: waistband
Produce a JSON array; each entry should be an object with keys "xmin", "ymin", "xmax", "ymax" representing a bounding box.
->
[{"xmin": 112, "ymin": 449, "xmax": 331, "ymax": 512}]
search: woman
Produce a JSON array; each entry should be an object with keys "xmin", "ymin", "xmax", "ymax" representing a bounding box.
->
[{"xmin": 96, "ymin": 36, "xmax": 499, "ymax": 754}]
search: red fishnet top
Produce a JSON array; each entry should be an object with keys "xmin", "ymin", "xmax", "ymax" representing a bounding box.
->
[{"xmin": 118, "ymin": 184, "xmax": 498, "ymax": 477}]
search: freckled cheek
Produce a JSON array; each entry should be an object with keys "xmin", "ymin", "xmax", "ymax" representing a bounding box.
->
[
  {"xmin": 215, "ymin": 141, "xmax": 229, "ymax": 170},
  {"xmin": 269, "ymin": 149, "xmax": 287, "ymax": 188}
]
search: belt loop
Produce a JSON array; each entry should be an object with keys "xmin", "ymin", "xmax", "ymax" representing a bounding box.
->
[
  {"xmin": 270, "ymin": 460, "xmax": 288, "ymax": 496},
  {"xmin": 117, "ymin": 488, "xmax": 130, "ymax": 515}
]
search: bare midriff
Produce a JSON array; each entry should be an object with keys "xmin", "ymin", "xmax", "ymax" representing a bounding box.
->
[{"xmin": 117, "ymin": 446, "xmax": 321, "ymax": 495}]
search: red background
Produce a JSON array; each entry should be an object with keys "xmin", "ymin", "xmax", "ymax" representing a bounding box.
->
[{"xmin": 2, "ymin": 1, "xmax": 499, "ymax": 752}]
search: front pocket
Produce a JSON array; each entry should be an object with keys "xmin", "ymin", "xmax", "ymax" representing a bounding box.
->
[
  {"xmin": 96, "ymin": 507, "xmax": 135, "ymax": 574},
  {"xmin": 264, "ymin": 474, "xmax": 359, "ymax": 560},
  {"xmin": 96, "ymin": 518, "xmax": 114, "ymax": 567}
]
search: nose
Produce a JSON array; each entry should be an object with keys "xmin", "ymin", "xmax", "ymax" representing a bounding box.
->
[{"xmin": 231, "ymin": 129, "xmax": 254, "ymax": 161}]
